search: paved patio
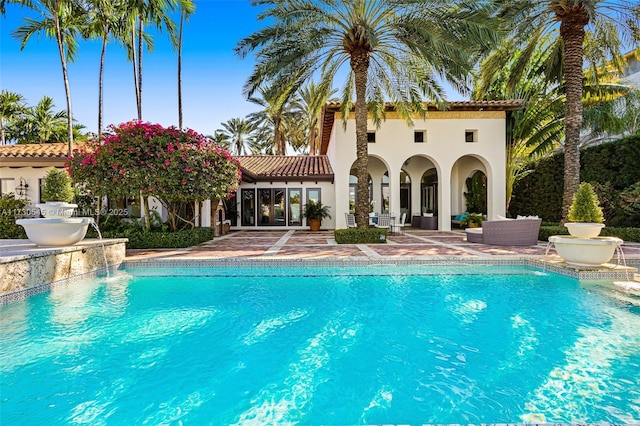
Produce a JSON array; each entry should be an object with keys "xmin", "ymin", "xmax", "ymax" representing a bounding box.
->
[{"xmin": 126, "ymin": 229, "xmax": 640, "ymax": 268}]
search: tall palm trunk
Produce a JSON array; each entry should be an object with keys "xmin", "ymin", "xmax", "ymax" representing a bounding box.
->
[
  {"xmin": 352, "ymin": 50, "xmax": 370, "ymax": 229},
  {"xmin": 560, "ymin": 8, "xmax": 589, "ymax": 221},
  {"xmin": 137, "ymin": 18, "xmax": 143, "ymax": 120},
  {"xmin": 178, "ymin": 8, "xmax": 184, "ymax": 129},
  {"xmin": 98, "ymin": 29, "xmax": 107, "ymax": 141},
  {"xmin": 308, "ymin": 125, "xmax": 317, "ymax": 155},
  {"xmin": 53, "ymin": 1, "xmax": 73, "ymax": 155},
  {"xmin": 130, "ymin": 23, "xmax": 140, "ymax": 118},
  {"xmin": 273, "ymin": 116, "xmax": 284, "ymax": 155}
]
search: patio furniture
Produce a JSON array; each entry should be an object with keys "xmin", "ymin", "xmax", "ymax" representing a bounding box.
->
[
  {"xmin": 345, "ymin": 213, "xmax": 357, "ymax": 228},
  {"xmin": 375, "ymin": 213, "xmax": 391, "ymax": 232},
  {"xmin": 421, "ymin": 215, "xmax": 437, "ymax": 230},
  {"xmin": 390, "ymin": 213, "xmax": 407, "ymax": 235},
  {"xmin": 451, "ymin": 212, "xmax": 469, "ymax": 228},
  {"xmin": 411, "ymin": 215, "xmax": 422, "ymax": 227},
  {"xmin": 465, "ymin": 218, "xmax": 542, "ymax": 246}
]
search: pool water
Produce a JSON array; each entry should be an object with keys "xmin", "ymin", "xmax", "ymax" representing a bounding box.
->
[{"xmin": 1, "ymin": 265, "xmax": 639, "ymax": 424}]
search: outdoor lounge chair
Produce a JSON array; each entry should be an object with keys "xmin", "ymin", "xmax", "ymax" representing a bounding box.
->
[
  {"xmin": 375, "ymin": 213, "xmax": 391, "ymax": 231},
  {"xmin": 345, "ymin": 213, "xmax": 357, "ymax": 228},
  {"xmin": 465, "ymin": 217, "xmax": 542, "ymax": 246}
]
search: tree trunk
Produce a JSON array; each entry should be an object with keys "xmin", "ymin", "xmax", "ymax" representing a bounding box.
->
[
  {"xmin": 178, "ymin": 9, "xmax": 184, "ymax": 129},
  {"xmin": 351, "ymin": 50, "xmax": 370, "ymax": 229},
  {"xmin": 131, "ymin": 23, "xmax": 139, "ymax": 119},
  {"xmin": 137, "ymin": 18, "xmax": 143, "ymax": 121},
  {"xmin": 308, "ymin": 124, "xmax": 317, "ymax": 155},
  {"xmin": 142, "ymin": 194, "xmax": 151, "ymax": 230},
  {"xmin": 560, "ymin": 8, "xmax": 589, "ymax": 221},
  {"xmin": 53, "ymin": 2, "xmax": 73, "ymax": 156},
  {"xmin": 98, "ymin": 30, "xmax": 107, "ymax": 141},
  {"xmin": 274, "ymin": 116, "xmax": 284, "ymax": 155},
  {"xmin": 1, "ymin": 118, "xmax": 5, "ymax": 145}
]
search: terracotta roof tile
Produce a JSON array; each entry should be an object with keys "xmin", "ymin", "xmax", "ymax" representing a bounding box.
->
[
  {"xmin": 236, "ymin": 155, "xmax": 334, "ymax": 182},
  {"xmin": 323, "ymin": 99, "xmax": 525, "ymax": 111},
  {"xmin": 0, "ymin": 143, "xmax": 69, "ymax": 158}
]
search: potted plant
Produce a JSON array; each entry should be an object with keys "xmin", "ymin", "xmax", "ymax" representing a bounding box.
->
[
  {"xmin": 461, "ymin": 213, "xmax": 484, "ymax": 228},
  {"xmin": 37, "ymin": 168, "xmax": 77, "ymax": 218},
  {"xmin": 565, "ymin": 182, "xmax": 605, "ymax": 238},
  {"xmin": 303, "ymin": 200, "xmax": 331, "ymax": 231}
]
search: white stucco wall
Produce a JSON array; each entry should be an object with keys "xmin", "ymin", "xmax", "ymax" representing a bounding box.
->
[
  {"xmin": 327, "ymin": 111, "xmax": 508, "ymax": 231},
  {"xmin": 0, "ymin": 166, "xmax": 58, "ymax": 207}
]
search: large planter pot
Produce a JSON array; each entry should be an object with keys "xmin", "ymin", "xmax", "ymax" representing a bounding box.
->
[
  {"xmin": 564, "ymin": 222, "xmax": 605, "ymax": 238},
  {"xmin": 36, "ymin": 202, "xmax": 77, "ymax": 218},
  {"xmin": 549, "ymin": 235, "xmax": 623, "ymax": 267},
  {"xmin": 16, "ymin": 217, "xmax": 93, "ymax": 247},
  {"xmin": 308, "ymin": 219, "xmax": 321, "ymax": 231}
]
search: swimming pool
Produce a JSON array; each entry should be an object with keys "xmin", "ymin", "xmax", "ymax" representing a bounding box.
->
[{"xmin": 1, "ymin": 265, "xmax": 639, "ymax": 424}]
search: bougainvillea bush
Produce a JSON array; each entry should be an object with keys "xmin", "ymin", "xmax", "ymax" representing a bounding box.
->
[{"xmin": 67, "ymin": 121, "xmax": 241, "ymax": 231}]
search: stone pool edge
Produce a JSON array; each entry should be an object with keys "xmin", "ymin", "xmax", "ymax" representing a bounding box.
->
[{"xmin": 0, "ymin": 238, "xmax": 127, "ymax": 304}]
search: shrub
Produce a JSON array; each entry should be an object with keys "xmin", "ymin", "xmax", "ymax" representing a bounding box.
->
[
  {"xmin": 41, "ymin": 168, "xmax": 75, "ymax": 203},
  {"xmin": 0, "ymin": 195, "xmax": 27, "ymax": 239},
  {"xmin": 567, "ymin": 182, "xmax": 604, "ymax": 223},
  {"xmin": 99, "ymin": 227, "xmax": 214, "ymax": 249},
  {"xmin": 539, "ymin": 225, "xmax": 640, "ymax": 243},
  {"xmin": 334, "ymin": 228, "xmax": 387, "ymax": 244}
]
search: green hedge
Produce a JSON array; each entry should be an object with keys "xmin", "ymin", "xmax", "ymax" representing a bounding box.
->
[
  {"xmin": 99, "ymin": 227, "xmax": 214, "ymax": 249},
  {"xmin": 0, "ymin": 196, "xmax": 27, "ymax": 239},
  {"xmin": 334, "ymin": 228, "xmax": 387, "ymax": 244},
  {"xmin": 539, "ymin": 225, "xmax": 640, "ymax": 242},
  {"xmin": 511, "ymin": 134, "xmax": 640, "ymax": 225}
]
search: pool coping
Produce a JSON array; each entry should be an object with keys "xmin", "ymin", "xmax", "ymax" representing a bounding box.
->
[{"xmin": 2, "ymin": 256, "xmax": 636, "ymax": 305}]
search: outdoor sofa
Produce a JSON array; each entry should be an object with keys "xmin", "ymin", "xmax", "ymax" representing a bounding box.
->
[{"xmin": 465, "ymin": 217, "xmax": 542, "ymax": 246}]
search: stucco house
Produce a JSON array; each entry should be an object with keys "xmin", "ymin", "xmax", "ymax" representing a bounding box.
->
[{"xmin": 0, "ymin": 100, "xmax": 523, "ymax": 232}]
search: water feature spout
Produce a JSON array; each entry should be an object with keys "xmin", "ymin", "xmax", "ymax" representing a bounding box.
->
[{"xmin": 90, "ymin": 221, "xmax": 110, "ymax": 278}]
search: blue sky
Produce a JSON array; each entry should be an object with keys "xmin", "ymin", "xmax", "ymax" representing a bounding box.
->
[{"xmin": 1, "ymin": 0, "xmax": 464, "ymax": 136}]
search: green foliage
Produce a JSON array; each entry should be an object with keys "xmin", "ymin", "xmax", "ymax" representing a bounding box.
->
[
  {"xmin": 41, "ymin": 168, "xmax": 74, "ymax": 203},
  {"xmin": 302, "ymin": 200, "xmax": 331, "ymax": 220},
  {"xmin": 463, "ymin": 171, "xmax": 487, "ymax": 214},
  {"xmin": 538, "ymin": 225, "xmax": 569, "ymax": 242},
  {"xmin": 510, "ymin": 135, "xmax": 640, "ymax": 225},
  {"xmin": 334, "ymin": 228, "xmax": 387, "ymax": 244},
  {"xmin": 619, "ymin": 181, "xmax": 640, "ymax": 220},
  {"xmin": 568, "ymin": 182, "xmax": 604, "ymax": 223},
  {"xmin": 460, "ymin": 213, "xmax": 485, "ymax": 228},
  {"xmin": 67, "ymin": 121, "xmax": 241, "ymax": 231},
  {"xmin": 539, "ymin": 225, "xmax": 640, "ymax": 243},
  {"xmin": 0, "ymin": 195, "xmax": 27, "ymax": 239},
  {"xmin": 98, "ymin": 227, "xmax": 214, "ymax": 249}
]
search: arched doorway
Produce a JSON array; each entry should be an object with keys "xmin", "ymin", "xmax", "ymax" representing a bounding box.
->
[
  {"xmin": 399, "ymin": 170, "xmax": 411, "ymax": 222},
  {"xmin": 421, "ymin": 169, "xmax": 438, "ymax": 215}
]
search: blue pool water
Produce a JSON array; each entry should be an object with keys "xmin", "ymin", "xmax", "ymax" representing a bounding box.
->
[{"xmin": 1, "ymin": 265, "xmax": 639, "ymax": 424}]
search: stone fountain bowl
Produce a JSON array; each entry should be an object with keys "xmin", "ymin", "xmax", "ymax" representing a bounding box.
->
[
  {"xmin": 16, "ymin": 217, "xmax": 94, "ymax": 247},
  {"xmin": 549, "ymin": 235, "xmax": 623, "ymax": 267},
  {"xmin": 36, "ymin": 202, "xmax": 78, "ymax": 218}
]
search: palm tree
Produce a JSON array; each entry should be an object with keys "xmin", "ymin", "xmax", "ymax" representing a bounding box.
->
[
  {"xmin": 20, "ymin": 96, "xmax": 68, "ymax": 143},
  {"xmin": 237, "ymin": 0, "xmax": 498, "ymax": 227},
  {"xmin": 490, "ymin": 0, "xmax": 640, "ymax": 220},
  {"xmin": 296, "ymin": 82, "xmax": 336, "ymax": 155},
  {"xmin": 247, "ymin": 87, "xmax": 302, "ymax": 155},
  {"xmin": 219, "ymin": 118, "xmax": 253, "ymax": 155},
  {"xmin": 122, "ymin": 0, "xmax": 180, "ymax": 120},
  {"xmin": 10, "ymin": 0, "xmax": 88, "ymax": 154},
  {"xmin": 0, "ymin": 90, "xmax": 27, "ymax": 145},
  {"xmin": 476, "ymin": 33, "xmax": 633, "ymax": 211},
  {"xmin": 83, "ymin": 0, "xmax": 127, "ymax": 141},
  {"xmin": 176, "ymin": 0, "xmax": 195, "ymax": 129}
]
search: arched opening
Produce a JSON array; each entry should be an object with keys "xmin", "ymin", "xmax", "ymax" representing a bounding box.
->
[
  {"xmin": 421, "ymin": 169, "xmax": 438, "ymax": 215},
  {"xmin": 349, "ymin": 156, "xmax": 388, "ymax": 214},
  {"xmin": 464, "ymin": 170, "xmax": 487, "ymax": 214},
  {"xmin": 399, "ymin": 170, "xmax": 411, "ymax": 222}
]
